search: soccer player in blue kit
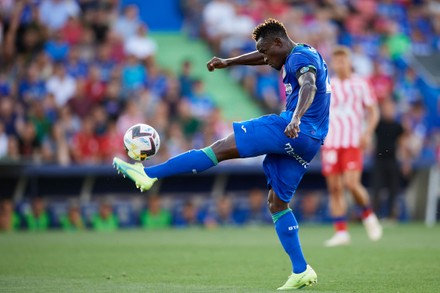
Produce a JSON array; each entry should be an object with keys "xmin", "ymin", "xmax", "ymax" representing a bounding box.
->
[{"xmin": 113, "ymin": 18, "xmax": 331, "ymax": 290}]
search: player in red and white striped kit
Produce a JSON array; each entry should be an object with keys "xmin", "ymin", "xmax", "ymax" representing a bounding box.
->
[{"xmin": 322, "ymin": 46, "xmax": 383, "ymax": 247}]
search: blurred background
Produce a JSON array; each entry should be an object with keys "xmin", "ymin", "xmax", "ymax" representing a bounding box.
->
[{"xmin": 0, "ymin": 0, "xmax": 439, "ymax": 232}]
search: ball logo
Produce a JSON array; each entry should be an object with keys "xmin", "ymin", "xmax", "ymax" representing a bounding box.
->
[{"xmin": 124, "ymin": 123, "xmax": 160, "ymax": 161}]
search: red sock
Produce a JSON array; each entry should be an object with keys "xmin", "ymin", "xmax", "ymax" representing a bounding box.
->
[
  {"xmin": 361, "ymin": 207, "xmax": 373, "ymax": 219},
  {"xmin": 334, "ymin": 220, "xmax": 348, "ymax": 232}
]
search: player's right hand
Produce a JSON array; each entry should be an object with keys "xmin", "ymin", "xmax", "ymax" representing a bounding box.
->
[{"xmin": 207, "ymin": 57, "xmax": 228, "ymax": 72}]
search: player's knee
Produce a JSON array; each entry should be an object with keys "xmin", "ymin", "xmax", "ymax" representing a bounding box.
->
[
  {"xmin": 267, "ymin": 191, "xmax": 288, "ymax": 214},
  {"xmin": 344, "ymin": 179, "xmax": 358, "ymax": 193},
  {"xmin": 328, "ymin": 182, "xmax": 343, "ymax": 197},
  {"xmin": 344, "ymin": 178, "xmax": 360, "ymax": 192},
  {"xmin": 210, "ymin": 135, "xmax": 239, "ymax": 162}
]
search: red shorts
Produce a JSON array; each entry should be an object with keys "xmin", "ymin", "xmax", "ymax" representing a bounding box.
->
[{"xmin": 321, "ymin": 147, "xmax": 363, "ymax": 176}]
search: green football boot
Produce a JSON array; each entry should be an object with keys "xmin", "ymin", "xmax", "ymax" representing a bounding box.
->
[
  {"xmin": 277, "ymin": 265, "xmax": 317, "ymax": 290},
  {"xmin": 113, "ymin": 157, "xmax": 157, "ymax": 192}
]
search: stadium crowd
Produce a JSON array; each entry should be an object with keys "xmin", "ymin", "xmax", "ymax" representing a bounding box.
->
[
  {"xmin": 184, "ymin": 0, "xmax": 440, "ymax": 164},
  {"xmin": 0, "ymin": 0, "xmax": 439, "ymax": 165},
  {"xmin": 0, "ymin": 0, "xmax": 225, "ymax": 165},
  {"xmin": 1, "ymin": 0, "xmax": 440, "ymax": 230}
]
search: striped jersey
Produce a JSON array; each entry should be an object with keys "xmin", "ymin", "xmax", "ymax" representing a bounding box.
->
[{"xmin": 324, "ymin": 75, "xmax": 376, "ymax": 149}]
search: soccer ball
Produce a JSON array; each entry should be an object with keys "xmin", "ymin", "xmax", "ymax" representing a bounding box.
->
[{"xmin": 123, "ymin": 124, "xmax": 160, "ymax": 161}]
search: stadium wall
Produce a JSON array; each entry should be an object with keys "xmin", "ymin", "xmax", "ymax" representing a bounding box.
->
[{"xmin": 1, "ymin": 162, "xmax": 438, "ymax": 223}]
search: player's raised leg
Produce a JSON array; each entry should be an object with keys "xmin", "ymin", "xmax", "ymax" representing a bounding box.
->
[{"xmin": 113, "ymin": 133, "xmax": 239, "ymax": 191}]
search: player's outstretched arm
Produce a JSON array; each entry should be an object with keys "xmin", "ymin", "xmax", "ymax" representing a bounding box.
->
[
  {"xmin": 207, "ymin": 50, "xmax": 266, "ymax": 71},
  {"xmin": 284, "ymin": 72, "xmax": 317, "ymax": 139}
]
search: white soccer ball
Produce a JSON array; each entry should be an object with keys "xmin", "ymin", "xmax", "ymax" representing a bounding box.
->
[{"xmin": 123, "ymin": 123, "xmax": 160, "ymax": 161}]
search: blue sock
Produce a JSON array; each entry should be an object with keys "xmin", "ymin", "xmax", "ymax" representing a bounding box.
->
[
  {"xmin": 273, "ymin": 209, "xmax": 307, "ymax": 274},
  {"xmin": 144, "ymin": 147, "xmax": 218, "ymax": 179}
]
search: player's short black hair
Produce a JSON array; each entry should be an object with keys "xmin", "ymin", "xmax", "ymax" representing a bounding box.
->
[{"xmin": 252, "ymin": 18, "xmax": 288, "ymax": 41}]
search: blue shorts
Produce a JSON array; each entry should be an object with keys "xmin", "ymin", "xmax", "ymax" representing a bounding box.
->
[{"xmin": 233, "ymin": 114, "xmax": 321, "ymax": 202}]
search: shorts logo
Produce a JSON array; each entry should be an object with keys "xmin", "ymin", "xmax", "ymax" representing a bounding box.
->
[
  {"xmin": 241, "ymin": 125, "xmax": 247, "ymax": 133},
  {"xmin": 347, "ymin": 162, "xmax": 358, "ymax": 169},
  {"xmin": 284, "ymin": 143, "xmax": 309, "ymax": 168},
  {"xmin": 288, "ymin": 225, "xmax": 299, "ymax": 231}
]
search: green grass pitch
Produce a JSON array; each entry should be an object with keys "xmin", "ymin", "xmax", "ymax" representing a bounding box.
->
[{"xmin": 1, "ymin": 224, "xmax": 439, "ymax": 293}]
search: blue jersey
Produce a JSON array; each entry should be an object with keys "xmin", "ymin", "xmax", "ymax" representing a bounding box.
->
[{"xmin": 281, "ymin": 44, "xmax": 331, "ymax": 143}]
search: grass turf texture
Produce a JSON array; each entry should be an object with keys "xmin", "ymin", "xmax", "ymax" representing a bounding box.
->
[{"xmin": 1, "ymin": 224, "xmax": 439, "ymax": 293}]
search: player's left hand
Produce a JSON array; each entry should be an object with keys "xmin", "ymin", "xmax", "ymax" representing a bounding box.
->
[{"xmin": 285, "ymin": 116, "xmax": 301, "ymax": 139}]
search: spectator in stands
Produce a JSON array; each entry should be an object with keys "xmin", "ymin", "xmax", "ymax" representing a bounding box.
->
[
  {"xmin": 117, "ymin": 100, "xmax": 145, "ymax": 135},
  {"xmin": 44, "ymin": 30, "xmax": 70, "ymax": 62},
  {"xmin": 244, "ymin": 189, "xmax": 271, "ymax": 225},
  {"xmin": 202, "ymin": 0, "xmax": 235, "ymax": 54},
  {"xmin": 92, "ymin": 200, "xmax": 118, "ymax": 231},
  {"xmin": 39, "ymin": 0, "xmax": 80, "ymax": 31},
  {"xmin": 177, "ymin": 99, "xmax": 202, "ymax": 141},
  {"xmin": 254, "ymin": 65, "xmax": 281, "ymax": 112},
  {"xmin": 0, "ymin": 73, "xmax": 12, "ymax": 97},
  {"xmin": 0, "ymin": 98, "xmax": 24, "ymax": 137},
  {"xmin": 18, "ymin": 121, "xmax": 41, "ymax": 160},
  {"xmin": 188, "ymin": 79, "xmax": 216, "ymax": 120},
  {"xmin": 181, "ymin": 0, "xmax": 204, "ymax": 39},
  {"xmin": 61, "ymin": 16, "xmax": 83, "ymax": 46},
  {"xmin": 65, "ymin": 47, "xmax": 89, "ymax": 79},
  {"xmin": 351, "ymin": 44, "xmax": 374, "ymax": 78},
  {"xmin": 84, "ymin": 65, "xmax": 106, "ymax": 104},
  {"xmin": 401, "ymin": 100, "xmax": 427, "ymax": 167},
  {"xmin": 124, "ymin": 24, "xmax": 157, "ymax": 62},
  {"xmin": 46, "ymin": 62, "xmax": 76, "ymax": 107},
  {"xmin": 372, "ymin": 99, "xmax": 408, "ymax": 220},
  {"xmin": 58, "ymin": 105, "xmax": 81, "ymax": 143},
  {"xmin": 67, "ymin": 78, "xmax": 93, "ymax": 119},
  {"xmin": 294, "ymin": 191, "xmax": 323, "ymax": 223},
  {"xmin": 204, "ymin": 196, "xmax": 236, "ymax": 227},
  {"xmin": 166, "ymin": 121, "xmax": 190, "ymax": 157},
  {"xmin": 0, "ymin": 199, "xmax": 19, "ymax": 231},
  {"xmin": 88, "ymin": 7, "xmax": 110, "ymax": 44},
  {"xmin": 173, "ymin": 199, "xmax": 201, "ymax": 228},
  {"xmin": 369, "ymin": 60, "xmax": 394, "ymax": 104},
  {"xmin": 42, "ymin": 123, "xmax": 70, "ymax": 165},
  {"xmin": 18, "ymin": 64, "xmax": 47, "ymax": 104},
  {"xmin": 385, "ymin": 21, "xmax": 411, "ymax": 62},
  {"xmin": 34, "ymin": 52, "xmax": 54, "ymax": 80},
  {"xmin": 147, "ymin": 63, "xmax": 168, "ymax": 99},
  {"xmin": 95, "ymin": 44, "xmax": 116, "ymax": 83},
  {"xmin": 76, "ymin": 26, "xmax": 96, "ymax": 62},
  {"xmin": 179, "ymin": 60, "xmax": 195, "ymax": 98},
  {"xmin": 99, "ymin": 119, "xmax": 125, "ymax": 163},
  {"xmin": 71, "ymin": 116, "xmax": 100, "ymax": 164},
  {"xmin": 140, "ymin": 195, "xmax": 172, "ymax": 229},
  {"xmin": 112, "ymin": 5, "xmax": 141, "ymax": 41},
  {"xmin": 217, "ymin": 4, "xmax": 255, "ymax": 55},
  {"xmin": 121, "ymin": 54, "xmax": 147, "ymax": 93},
  {"xmin": 60, "ymin": 203, "xmax": 84, "ymax": 231},
  {"xmin": 102, "ymin": 80, "xmax": 123, "ymax": 120},
  {"xmin": 194, "ymin": 107, "xmax": 230, "ymax": 148},
  {"xmin": 0, "ymin": 122, "xmax": 8, "ymax": 159},
  {"xmin": 24, "ymin": 197, "xmax": 49, "ymax": 231}
]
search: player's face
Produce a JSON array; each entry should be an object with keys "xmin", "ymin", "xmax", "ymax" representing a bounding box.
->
[
  {"xmin": 331, "ymin": 54, "xmax": 351, "ymax": 76},
  {"xmin": 256, "ymin": 38, "xmax": 285, "ymax": 71}
]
